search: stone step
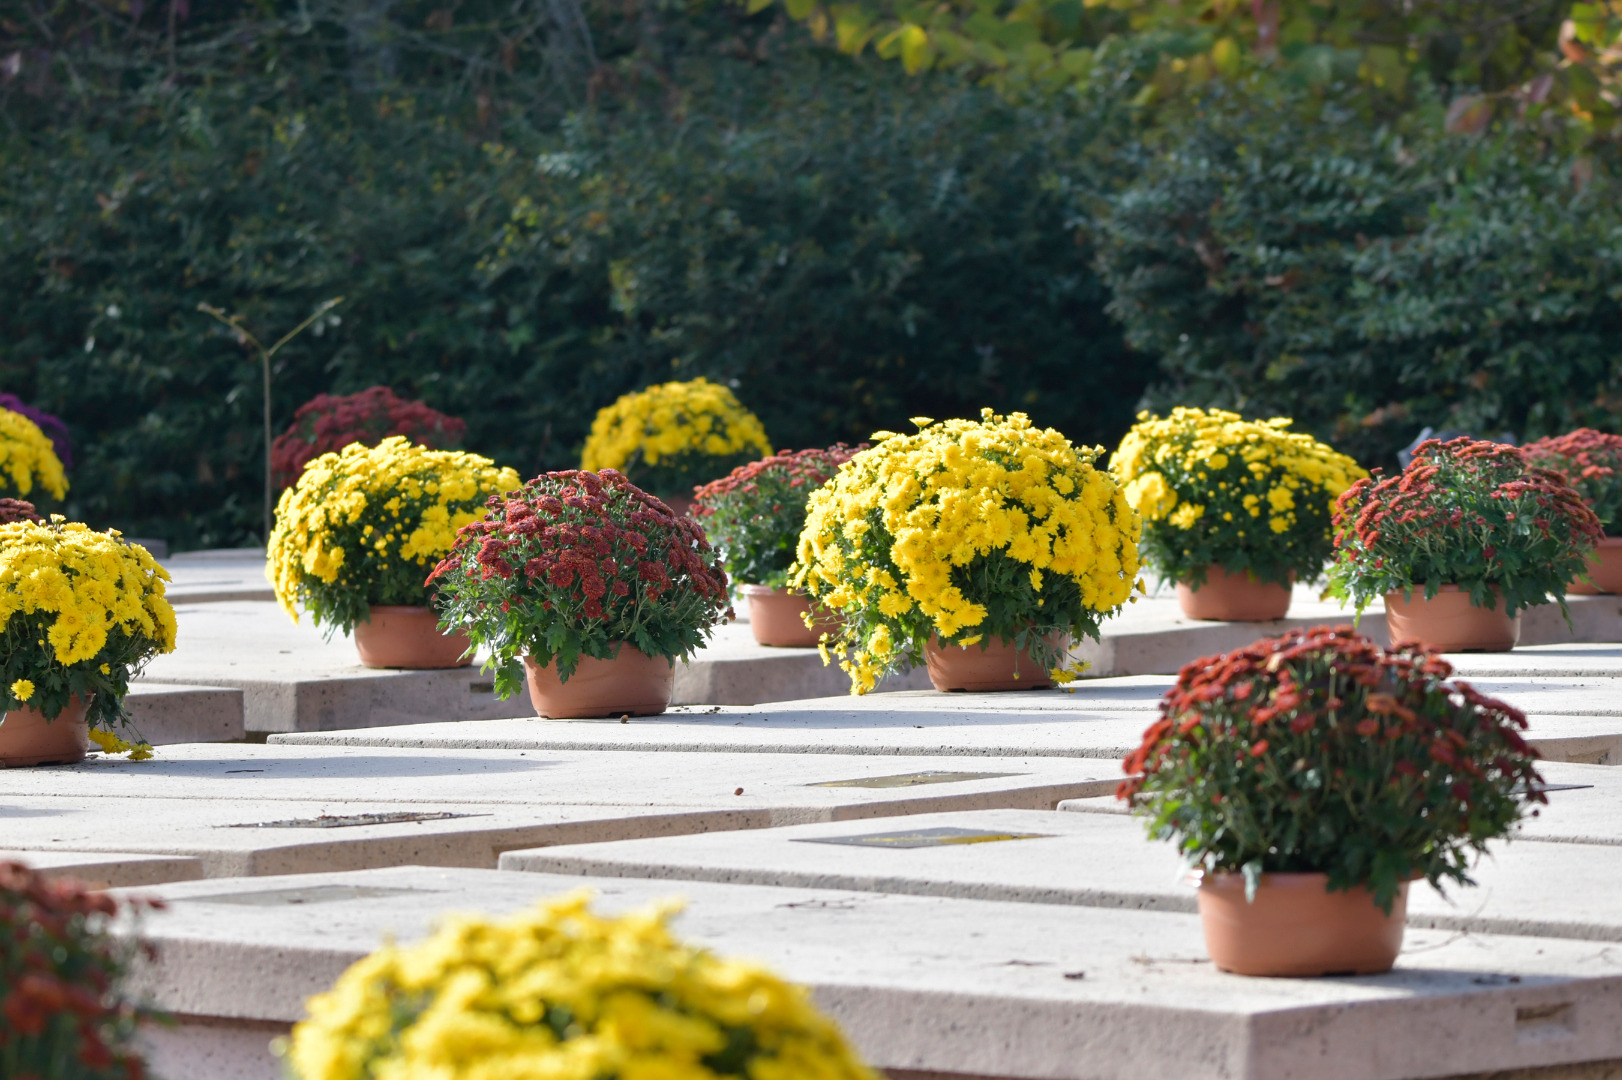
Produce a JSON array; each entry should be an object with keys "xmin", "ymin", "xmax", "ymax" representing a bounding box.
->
[
  {"xmin": 124, "ymin": 865, "xmax": 1622, "ymax": 1080},
  {"xmin": 124, "ymin": 683, "xmax": 245, "ymax": 744},
  {"xmin": 0, "ymin": 744, "xmax": 1116, "ymax": 878},
  {"xmin": 499, "ymin": 774, "xmax": 1622, "ymax": 942},
  {"xmin": 0, "ymin": 850, "xmax": 203, "ymax": 889}
]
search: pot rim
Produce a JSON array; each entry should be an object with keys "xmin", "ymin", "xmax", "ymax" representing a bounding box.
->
[
  {"xmin": 523, "ymin": 643, "xmax": 674, "ymax": 667},
  {"xmin": 365, "ymin": 604, "xmax": 440, "ymax": 615},
  {"xmin": 737, "ymin": 583, "xmax": 802, "ymax": 597},
  {"xmin": 1189, "ymin": 869, "xmax": 1419, "ymax": 889}
]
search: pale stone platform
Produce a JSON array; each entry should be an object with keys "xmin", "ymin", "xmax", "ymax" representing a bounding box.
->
[
  {"xmin": 125, "ymin": 683, "xmax": 245, "ymax": 744},
  {"xmin": 0, "ymin": 744, "xmax": 1115, "ymax": 877},
  {"xmin": 124, "ymin": 865, "xmax": 1622, "ymax": 1080},
  {"xmin": 162, "ymin": 548, "xmax": 276, "ymax": 603},
  {"xmin": 0, "ymin": 849, "xmax": 204, "ymax": 889},
  {"xmin": 1449, "ymin": 643, "xmax": 1622, "ymax": 679},
  {"xmin": 500, "ymin": 797, "xmax": 1622, "ymax": 942}
]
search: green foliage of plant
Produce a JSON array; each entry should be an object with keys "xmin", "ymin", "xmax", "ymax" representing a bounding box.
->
[
  {"xmin": 1120, "ymin": 627, "xmax": 1546, "ymax": 911},
  {"xmin": 1094, "ymin": 79, "xmax": 1622, "ymax": 471},
  {"xmin": 693, "ymin": 446, "xmax": 858, "ymax": 586},
  {"xmin": 429, "ymin": 470, "xmax": 732, "ymax": 694},
  {"xmin": 1327, "ymin": 438, "xmax": 1604, "ymax": 617},
  {"xmin": 0, "ymin": 5, "xmax": 1141, "ymax": 550}
]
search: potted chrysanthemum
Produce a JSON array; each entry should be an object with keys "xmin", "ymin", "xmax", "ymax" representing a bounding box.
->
[
  {"xmin": 285, "ymin": 890, "xmax": 878, "ymax": 1080},
  {"xmin": 1524, "ymin": 428, "xmax": 1622, "ymax": 595},
  {"xmin": 1121, "ymin": 626, "xmax": 1544, "ymax": 977},
  {"xmin": 1328, "ymin": 438, "xmax": 1602, "ymax": 652},
  {"xmin": 694, "ymin": 445, "xmax": 859, "ymax": 647},
  {"xmin": 580, "ymin": 378, "xmax": 773, "ymax": 514},
  {"xmin": 0, "ymin": 519, "xmax": 175, "ymax": 765},
  {"xmin": 1, "ymin": 860, "xmax": 159, "ymax": 1078},
  {"xmin": 1110, "ymin": 408, "xmax": 1366, "ymax": 621},
  {"xmin": 428, "ymin": 469, "xmax": 732, "ymax": 717},
  {"xmin": 0, "ymin": 406, "xmax": 68, "ymax": 505},
  {"xmin": 271, "ymin": 386, "xmax": 467, "ymax": 490},
  {"xmin": 792, "ymin": 411, "xmax": 1140, "ymax": 694},
  {"xmin": 269, "ymin": 436, "xmax": 519, "ymax": 669}
]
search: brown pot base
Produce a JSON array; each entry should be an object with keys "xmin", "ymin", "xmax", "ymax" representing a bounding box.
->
[
  {"xmin": 354, "ymin": 606, "xmax": 473, "ymax": 670},
  {"xmin": 741, "ymin": 585, "xmax": 840, "ymax": 647},
  {"xmin": 924, "ymin": 635, "xmax": 1059, "ymax": 692},
  {"xmin": 1176, "ymin": 566, "xmax": 1292, "ymax": 622},
  {"xmin": 1196, "ymin": 872, "xmax": 1408, "ymax": 977},
  {"xmin": 0, "ymin": 696, "xmax": 91, "ymax": 768},
  {"xmin": 524, "ymin": 646, "xmax": 674, "ymax": 718},
  {"xmin": 1384, "ymin": 586, "xmax": 1520, "ymax": 652},
  {"xmin": 1569, "ymin": 537, "xmax": 1622, "ymax": 595}
]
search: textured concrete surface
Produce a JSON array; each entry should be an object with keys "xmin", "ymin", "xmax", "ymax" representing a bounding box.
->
[
  {"xmin": 500, "ymin": 804, "xmax": 1622, "ymax": 942},
  {"xmin": 1448, "ymin": 644, "xmax": 1622, "ymax": 679},
  {"xmin": 162, "ymin": 549, "xmax": 276, "ymax": 604},
  {"xmin": 124, "ymin": 683, "xmax": 245, "ymax": 744},
  {"xmin": 1058, "ymin": 762, "xmax": 1622, "ymax": 847},
  {"xmin": 0, "ymin": 849, "xmax": 204, "ymax": 888},
  {"xmin": 123, "ymin": 865, "xmax": 1622, "ymax": 1080}
]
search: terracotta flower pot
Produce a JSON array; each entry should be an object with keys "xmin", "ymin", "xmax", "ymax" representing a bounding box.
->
[
  {"xmin": 740, "ymin": 585, "xmax": 839, "ymax": 647},
  {"xmin": 1196, "ymin": 871, "xmax": 1409, "ymax": 977},
  {"xmin": 0, "ymin": 695, "xmax": 91, "ymax": 768},
  {"xmin": 1176, "ymin": 566, "xmax": 1292, "ymax": 622},
  {"xmin": 924, "ymin": 634, "xmax": 1061, "ymax": 692},
  {"xmin": 1568, "ymin": 536, "xmax": 1622, "ymax": 595},
  {"xmin": 1384, "ymin": 586, "xmax": 1520, "ymax": 652},
  {"xmin": 524, "ymin": 645, "xmax": 674, "ymax": 718},
  {"xmin": 353, "ymin": 606, "xmax": 474, "ymax": 670}
]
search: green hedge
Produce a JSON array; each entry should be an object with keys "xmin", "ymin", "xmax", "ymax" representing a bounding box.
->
[
  {"xmin": 0, "ymin": 9, "xmax": 1142, "ymax": 548},
  {"xmin": 1095, "ymin": 81, "xmax": 1622, "ymax": 468}
]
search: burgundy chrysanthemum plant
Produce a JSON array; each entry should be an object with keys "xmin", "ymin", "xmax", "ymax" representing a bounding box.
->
[
  {"xmin": 271, "ymin": 386, "xmax": 467, "ymax": 489},
  {"xmin": 428, "ymin": 469, "xmax": 732, "ymax": 697},
  {"xmin": 1524, "ymin": 428, "xmax": 1622, "ymax": 537},
  {"xmin": 1119, "ymin": 625, "xmax": 1546, "ymax": 910}
]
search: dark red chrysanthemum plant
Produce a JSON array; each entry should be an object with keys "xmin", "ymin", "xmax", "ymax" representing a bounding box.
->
[
  {"xmin": 1524, "ymin": 428, "xmax": 1622, "ymax": 537},
  {"xmin": 1120, "ymin": 626, "xmax": 1545, "ymax": 911},
  {"xmin": 1327, "ymin": 437, "xmax": 1602, "ymax": 617},
  {"xmin": 693, "ymin": 445, "xmax": 861, "ymax": 587},
  {"xmin": 0, "ymin": 861, "xmax": 160, "ymax": 1080},
  {"xmin": 429, "ymin": 469, "xmax": 731, "ymax": 695},
  {"xmin": 271, "ymin": 386, "xmax": 467, "ymax": 489}
]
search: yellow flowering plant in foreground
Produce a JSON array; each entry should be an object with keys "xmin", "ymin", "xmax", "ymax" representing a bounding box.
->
[
  {"xmin": 0, "ymin": 518, "xmax": 175, "ymax": 750},
  {"xmin": 269, "ymin": 437, "xmax": 520, "ymax": 635},
  {"xmin": 0, "ymin": 408, "xmax": 68, "ymax": 502},
  {"xmin": 581, "ymin": 378, "xmax": 773, "ymax": 496},
  {"xmin": 285, "ymin": 890, "xmax": 881, "ymax": 1080},
  {"xmin": 1110, "ymin": 408, "xmax": 1366, "ymax": 589},
  {"xmin": 792, "ymin": 411, "xmax": 1141, "ymax": 693}
]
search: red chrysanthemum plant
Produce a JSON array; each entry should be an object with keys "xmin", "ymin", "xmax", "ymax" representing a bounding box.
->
[
  {"xmin": 0, "ymin": 861, "xmax": 161, "ymax": 1080},
  {"xmin": 0, "ymin": 498, "xmax": 43, "ymax": 524},
  {"xmin": 1524, "ymin": 428, "xmax": 1622, "ymax": 538},
  {"xmin": 693, "ymin": 446, "xmax": 861, "ymax": 588},
  {"xmin": 428, "ymin": 469, "xmax": 732, "ymax": 696},
  {"xmin": 271, "ymin": 386, "xmax": 467, "ymax": 490},
  {"xmin": 1119, "ymin": 626, "xmax": 1546, "ymax": 911},
  {"xmin": 1326, "ymin": 437, "xmax": 1602, "ymax": 618}
]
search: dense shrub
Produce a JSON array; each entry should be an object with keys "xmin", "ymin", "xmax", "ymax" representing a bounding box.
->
[
  {"xmin": 1096, "ymin": 80, "xmax": 1622, "ymax": 469},
  {"xmin": 0, "ymin": 6, "xmax": 1141, "ymax": 549}
]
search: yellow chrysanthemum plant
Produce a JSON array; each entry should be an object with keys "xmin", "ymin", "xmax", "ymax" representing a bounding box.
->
[
  {"xmin": 792, "ymin": 410, "xmax": 1142, "ymax": 693},
  {"xmin": 581, "ymin": 378, "xmax": 773, "ymax": 502},
  {"xmin": 1110, "ymin": 408, "xmax": 1367, "ymax": 592},
  {"xmin": 0, "ymin": 518, "xmax": 176, "ymax": 757},
  {"xmin": 269, "ymin": 436, "xmax": 520, "ymax": 635},
  {"xmin": 284, "ymin": 889, "xmax": 882, "ymax": 1080},
  {"xmin": 0, "ymin": 408, "xmax": 68, "ymax": 503}
]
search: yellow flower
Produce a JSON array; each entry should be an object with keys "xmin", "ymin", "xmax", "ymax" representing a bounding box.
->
[
  {"xmin": 581, "ymin": 379, "xmax": 771, "ymax": 474},
  {"xmin": 285, "ymin": 891, "xmax": 879, "ymax": 1080},
  {"xmin": 9, "ymin": 679, "xmax": 33, "ymax": 701},
  {"xmin": 0, "ymin": 410, "xmax": 68, "ymax": 500},
  {"xmin": 88, "ymin": 728, "xmax": 155, "ymax": 760}
]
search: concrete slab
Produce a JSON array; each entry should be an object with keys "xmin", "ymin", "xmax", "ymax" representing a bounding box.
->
[
  {"xmin": 1447, "ymin": 644, "xmax": 1622, "ymax": 679},
  {"xmin": 0, "ymin": 742, "xmax": 1115, "ymax": 814},
  {"xmin": 124, "ymin": 683, "xmax": 245, "ymax": 744},
  {"xmin": 674, "ymin": 618, "xmax": 931, "ymax": 704},
  {"xmin": 124, "ymin": 865, "xmax": 1622, "ymax": 1080},
  {"xmin": 500, "ymin": 803, "xmax": 1622, "ymax": 943},
  {"xmin": 162, "ymin": 548, "xmax": 276, "ymax": 604},
  {"xmin": 0, "ymin": 849, "xmax": 204, "ymax": 889},
  {"xmin": 1059, "ymin": 762, "xmax": 1622, "ymax": 847},
  {"xmin": 137, "ymin": 601, "xmax": 533, "ymax": 734}
]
